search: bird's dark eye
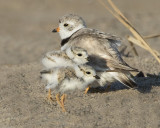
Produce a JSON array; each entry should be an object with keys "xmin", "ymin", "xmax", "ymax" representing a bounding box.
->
[
  {"xmin": 77, "ymin": 53, "xmax": 82, "ymax": 56},
  {"xmin": 86, "ymin": 72, "xmax": 91, "ymax": 74},
  {"xmin": 64, "ymin": 23, "xmax": 68, "ymax": 27}
]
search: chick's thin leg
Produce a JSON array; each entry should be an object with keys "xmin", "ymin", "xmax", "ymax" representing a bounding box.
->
[
  {"xmin": 47, "ymin": 89, "xmax": 53, "ymax": 101},
  {"xmin": 56, "ymin": 93, "xmax": 66, "ymax": 112},
  {"xmin": 60, "ymin": 94, "xmax": 66, "ymax": 112},
  {"xmin": 84, "ymin": 86, "xmax": 90, "ymax": 94}
]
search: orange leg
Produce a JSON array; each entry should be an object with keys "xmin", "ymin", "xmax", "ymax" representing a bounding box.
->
[
  {"xmin": 56, "ymin": 93, "xmax": 66, "ymax": 112},
  {"xmin": 60, "ymin": 94, "xmax": 66, "ymax": 112},
  {"xmin": 47, "ymin": 89, "xmax": 53, "ymax": 101},
  {"xmin": 84, "ymin": 86, "xmax": 90, "ymax": 94}
]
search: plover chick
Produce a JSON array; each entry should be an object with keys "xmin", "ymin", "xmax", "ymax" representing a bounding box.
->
[
  {"xmin": 42, "ymin": 46, "xmax": 89, "ymax": 68},
  {"xmin": 41, "ymin": 46, "xmax": 89, "ymax": 100},
  {"xmin": 40, "ymin": 64, "xmax": 100, "ymax": 112},
  {"xmin": 52, "ymin": 14, "xmax": 138, "ymax": 92}
]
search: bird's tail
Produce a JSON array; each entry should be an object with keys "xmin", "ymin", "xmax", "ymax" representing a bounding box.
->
[{"xmin": 117, "ymin": 72, "xmax": 137, "ymax": 88}]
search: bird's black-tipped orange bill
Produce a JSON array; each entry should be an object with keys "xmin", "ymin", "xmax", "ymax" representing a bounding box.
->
[{"xmin": 52, "ymin": 27, "xmax": 60, "ymax": 32}]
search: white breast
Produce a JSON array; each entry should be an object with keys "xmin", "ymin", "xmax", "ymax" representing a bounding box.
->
[
  {"xmin": 44, "ymin": 70, "xmax": 59, "ymax": 90},
  {"xmin": 43, "ymin": 70, "xmax": 59, "ymax": 84},
  {"xmin": 59, "ymin": 78, "xmax": 86, "ymax": 93}
]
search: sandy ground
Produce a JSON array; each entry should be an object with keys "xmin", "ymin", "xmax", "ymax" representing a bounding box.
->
[{"xmin": 0, "ymin": 0, "xmax": 160, "ymax": 128}]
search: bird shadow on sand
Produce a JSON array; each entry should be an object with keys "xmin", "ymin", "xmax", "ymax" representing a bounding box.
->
[{"xmin": 88, "ymin": 73, "xmax": 160, "ymax": 94}]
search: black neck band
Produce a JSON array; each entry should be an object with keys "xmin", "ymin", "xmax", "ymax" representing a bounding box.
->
[
  {"xmin": 61, "ymin": 29, "xmax": 82, "ymax": 46},
  {"xmin": 61, "ymin": 36, "xmax": 71, "ymax": 46}
]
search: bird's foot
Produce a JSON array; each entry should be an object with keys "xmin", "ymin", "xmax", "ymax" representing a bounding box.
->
[
  {"xmin": 56, "ymin": 93, "xmax": 66, "ymax": 112},
  {"xmin": 84, "ymin": 86, "xmax": 90, "ymax": 94}
]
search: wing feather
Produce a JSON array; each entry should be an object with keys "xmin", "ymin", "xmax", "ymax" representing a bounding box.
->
[{"xmin": 67, "ymin": 28, "xmax": 137, "ymax": 72}]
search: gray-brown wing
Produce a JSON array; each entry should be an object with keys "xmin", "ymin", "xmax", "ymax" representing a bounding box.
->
[
  {"xmin": 72, "ymin": 28, "xmax": 122, "ymax": 47},
  {"xmin": 69, "ymin": 29, "xmax": 137, "ymax": 71},
  {"xmin": 71, "ymin": 28, "xmax": 123, "ymax": 62}
]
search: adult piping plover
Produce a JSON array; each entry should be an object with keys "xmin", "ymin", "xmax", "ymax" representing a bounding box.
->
[
  {"xmin": 40, "ymin": 64, "xmax": 100, "ymax": 112},
  {"xmin": 42, "ymin": 46, "xmax": 89, "ymax": 68},
  {"xmin": 52, "ymin": 14, "xmax": 138, "ymax": 91}
]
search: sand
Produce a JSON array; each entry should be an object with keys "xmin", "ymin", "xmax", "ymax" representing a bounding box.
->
[{"xmin": 0, "ymin": 0, "xmax": 160, "ymax": 128}]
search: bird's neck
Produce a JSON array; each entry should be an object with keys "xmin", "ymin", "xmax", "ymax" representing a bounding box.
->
[
  {"xmin": 61, "ymin": 36, "xmax": 71, "ymax": 47},
  {"xmin": 65, "ymin": 47, "xmax": 74, "ymax": 60},
  {"xmin": 74, "ymin": 65, "xmax": 84, "ymax": 78},
  {"xmin": 60, "ymin": 25, "xmax": 85, "ymax": 46}
]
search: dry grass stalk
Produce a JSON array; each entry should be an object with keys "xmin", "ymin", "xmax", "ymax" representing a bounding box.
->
[
  {"xmin": 97, "ymin": 0, "xmax": 160, "ymax": 63},
  {"xmin": 127, "ymin": 36, "xmax": 146, "ymax": 49},
  {"xmin": 128, "ymin": 41, "xmax": 138, "ymax": 56},
  {"xmin": 128, "ymin": 36, "xmax": 160, "ymax": 57},
  {"xmin": 144, "ymin": 34, "xmax": 160, "ymax": 39}
]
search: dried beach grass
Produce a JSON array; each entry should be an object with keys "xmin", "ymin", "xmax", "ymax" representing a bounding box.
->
[
  {"xmin": 144, "ymin": 34, "xmax": 160, "ymax": 39},
  {"xmin": 97, "ymin": 0, "xmax": 160, "ymax": 63},
  {"xmin": 128, "ymin": 36, "xmax": 160, "ymax": 57}
]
